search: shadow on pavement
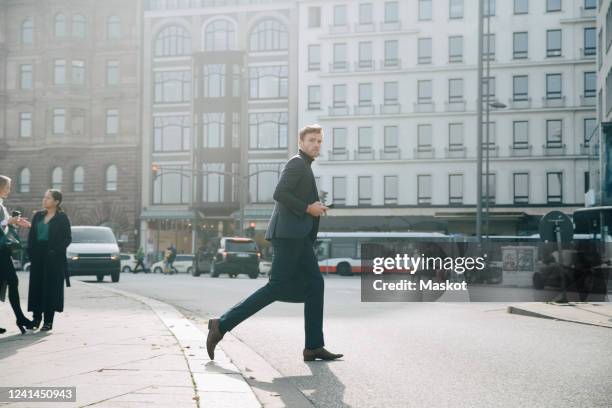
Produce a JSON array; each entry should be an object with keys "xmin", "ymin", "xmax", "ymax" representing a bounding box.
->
[{"xmin": 0, "ymin": 331, "xmax": 50, "ymax": 360}]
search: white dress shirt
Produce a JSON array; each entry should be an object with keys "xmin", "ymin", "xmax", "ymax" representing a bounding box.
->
[{"xmin": 0, "ymin": 198, "xmax": 9, "ymax": 235}]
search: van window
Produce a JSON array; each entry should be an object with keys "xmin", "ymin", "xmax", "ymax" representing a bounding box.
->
[
  {"xmin": 226, "ymin": 240, "xmax": 257, "ymax": 252},
  {"xmin": 176, "ymin": 255, "xmax": 193, "ymax": 262},
  {"xmin": 72, "ymin": 228, "xmax": 117, "ymax": 244}
]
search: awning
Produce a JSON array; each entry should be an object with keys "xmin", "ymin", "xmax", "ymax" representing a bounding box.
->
[{"xmin": 140, "ymin": 209, "xmax": 196, "ymax": 220}]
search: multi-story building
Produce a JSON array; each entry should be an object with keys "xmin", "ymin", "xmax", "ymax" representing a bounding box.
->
[
  {"xmin": 299, "ymin": 0, "xmax": 598, "ymax": 235},
  {"xmin": 141, "ymin": 0, "xmax": 298, "ymax": 254},
  {"xmin": 0, "ymin": 0, "xmax": 143, "ymax": 251},
  {"xmin": 597, "ymin": 0, "xmax": 612, "ymax": 205}
]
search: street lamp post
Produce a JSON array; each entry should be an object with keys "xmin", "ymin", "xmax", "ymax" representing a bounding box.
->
[{"xmin": 476, "ymin": 0, "xmax": 484, "ymax": 243}]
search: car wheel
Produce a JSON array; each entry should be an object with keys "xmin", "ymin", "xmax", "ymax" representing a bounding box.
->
[
  {"xmin": 154, "ymin": 267, "xmax": 162, "ymax": 274},
  {"xmin": 337, "ymin": 262, "xmax": 353, "ymax": 276},
  {"xmin": 122, "ymin": 266, "xmax": 132, "ymax": 273},
  {"xmin": 249, "ymin": 272, "xmax": 258, "ymax": 279},
  {"xmin": 111, "ymin": 270, "xmax": 120, "ymax": 283},
  {"xmin": 229, "ymin": 273, "xmax": 237, "ymax": 278},
  {"xmin": 191, "ymin": 268, "xmax": 201, "ymax": 277},
  {"xmin": 96, "ymin": 274, "xmax": 104, "ymax": 282}
]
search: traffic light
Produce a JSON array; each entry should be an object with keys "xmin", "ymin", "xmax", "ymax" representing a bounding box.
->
[{"xmin": 152, "ymin": 163, "xmax": 160, "ymax": 179}]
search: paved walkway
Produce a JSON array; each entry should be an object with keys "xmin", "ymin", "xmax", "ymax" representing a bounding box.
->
[{"xmin": 508, "ymin": 302, "xmax": 612, "ymax": 328}]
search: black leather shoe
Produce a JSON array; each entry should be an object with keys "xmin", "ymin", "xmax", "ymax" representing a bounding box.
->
[
  {"xmin": 32, "ymin": 318, "xmax": 41, "ymax": 330},
  {"xmin": 0, "ymin": 327, "xmax": 6, "ymax": 334},
  {"xmin": 303, "ymin": 347, "xmax": 343, "ymax": 361},
  {"xmin": 206, "ymin": 318, "xmax": 224, "ymax": 360},
  {"xmin": 40, "ymin": 323, "xmax": 53, "ymax": 332},
  {"xmin": 16, "ymin": 318, "xmax": 35, "ymax": 334}
]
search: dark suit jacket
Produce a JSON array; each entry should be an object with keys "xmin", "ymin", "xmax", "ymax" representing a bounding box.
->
[{"xmin": 265, "ymin": 150, "xmax": 319, "ymax": 241}]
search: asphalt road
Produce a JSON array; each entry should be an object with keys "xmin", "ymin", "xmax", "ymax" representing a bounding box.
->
[{"xmin": 87, "ymin": 272, "xmax": 612, "ymax": 408}]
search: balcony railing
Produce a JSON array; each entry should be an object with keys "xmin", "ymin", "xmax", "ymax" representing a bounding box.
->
[
  {"xmin": 354, "ymin": 148, "xmax": 375, "ymax": 160},
  {"xmin": 445, "ymin": 100, "xmax": 466, "ymax": 112},
  {"xmin": 354, "ymin": 60, "xmax": 375, "ymax": 71},
  {"xmin": 580, "ymin": 95, "xmax": 596, "ymax": 106},
  {"xmin": 380, "ymin": 103, "xmax": 401, "ymax": 114},
  {"xmin": 329, "ymin": 24, "xmax": 350, "ymax": 35},
  {"xmin": 509, "ymin": 145, "xmax": 532, "ymax": 157},
  {"xmin": 414, "ymin": 147, "xmax": 435, "ymax": 159},
  {"xmin": 542, "ymin": 144, "xmax": 566, "ymax": 156},
  {"xmin": 580, "ymin": 47, "xmax": 596, "ymax": 59},
  {"xmin": 482, "ymin": 145, "xmax": 499, "ymax": 157},
  {"xmin": 354, "ymin": 22, "xmax": 375, "ymax": 33},
  {"xmin": 327, "ymin": 149, "xmax": 349, "ymax": 161},
  {"xmin": 580, "ymin": 143, "xmax": 600, "ymax": 156},
  {"xmin": 414, "ymin": 101, "xmax": 435, "ymax": 113},
  {"xmin": 380, "ymin": 147, "xmax": 401, "ymax": 160},
  {"xmin": 354, "ymin": 104, "xmax": 375, "ymax": 115},
  {"xmin": 580, "ymin": 6, "xmax": 597, "ymax": 18},
  {"xmin": 379, "ymin": 21, "xmax": 402, "ymax": 31},
  {"xmin": 542, "ymin": 96, "xmax": 566, "ymax": 108},
  {"xmin": 380, "ymin": 59, "xmax": 402, "ymax": 70},
  {"xmin": 508, "ymin": 97, "xmax": 532, "ymax": 109},
  {"xmin": 329, "ymin": 62, "xmax": 349, "ymax": 73},
  {"xmin": 445, "ymin": 146, "xmax": 467, "ymax": 158},
  {"xmin": 328, "ymin": 105, "xmax": 350, "ymax": 116}
]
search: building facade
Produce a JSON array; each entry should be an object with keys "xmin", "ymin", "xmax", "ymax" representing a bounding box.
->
[
  {"xmin": 298, "ymin": 0, "xmax": 598, "ymax": 235},
  {"xmin": 598, "ymin": 0, "xmax": 612, "ymax": 205},
  {"xmin": 141, "ymin": 0, "xmax": 298, "ymax": 255},
  {"xmin": 0, "ymin": 0, "xmax": 143, "ymax": 251}
]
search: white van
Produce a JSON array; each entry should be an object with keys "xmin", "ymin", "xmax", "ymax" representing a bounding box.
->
[{"xmin": 67, "ymin": 226, "xmax": 121, "ymax": 282}]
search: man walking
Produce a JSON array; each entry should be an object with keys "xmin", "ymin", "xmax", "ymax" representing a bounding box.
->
[{"xmin": 207, "ymin": 124, "xmax": 343, "ymax": 362}]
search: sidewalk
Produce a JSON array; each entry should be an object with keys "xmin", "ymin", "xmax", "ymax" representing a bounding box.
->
[
  {"xmin": 0, "ymin": 275, "xmax": 260, "ymax": 407},
  {"xmin": 507, "ymin": 302, "xmax": 612, "ymax": 328}
]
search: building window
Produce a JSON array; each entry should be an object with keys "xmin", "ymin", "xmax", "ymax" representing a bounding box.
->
[
  {"xmin": 308, "ymin": 85, "xmax": 321, "ymax": 110},
  {"xmin": 106, "ymin": 109, "xmax": 119, "ymax": 135},
  {"xmin": 449, "ymin": 36, "xmax": 463, "ymax": 63},
  {"xmin": 513, "ymin": 32, "xmax": 528, "ymax": 59},
  {"xmin": 358, "ymin": 127, "xmax": 373, "ymax": 151},
  {"xmin": 358, "ymin": 83, "xmax": 372, "ymax": 106},
  {"xmin": 482, "ymin": 173, "xmax": 495, "ymax": 203},
  {"xmin": 417, "ymin": 124, "xmax": 432, "ymax": 150},
  {"xmin": 332, "ymin": 177, "xmax": 346, "ymax": 206},
  {"xmin": 584, "ymin": 118, "xmax": 597, "ymax": 147},
  {"xmin": 484, "ymin": 0, "xmax": 495, "ymax": 16},
  {"xmin": 584, "ymin": 171, "xmax": 590, "ymax": 193},
  {"xmin": 308, "ymin": 44, "xmax": 320, "ymax": 70},
  {"xmin": 449, "ymin": 174, "xmax": 463, "ymax": 204},
  {"xmin": 73, "ymin": 166, "xmax": 84, "ymax": 192},
  {"xmin": 584, "ymin": 71, "xmax": 596, "ymax": 98},
  {"xmin": 482, "ymin": 75, "xmax": 495, "ymax": 99},
  {"xmin": 249, "ymin": 66, "xmax": 288, "ymax": 99},
  {"xmin": 332, "ymin": 128, "xmax": 347, "ymax": 152},
  {"xmin": 154, "ymin": 25, "xmax": 191, "ymax": 57},
  {"xmin": 54, "ymin": 14, "xmax": 66, "ymax": 37},
  {"xmin": 514, "ymin": 0, "xmax": 528, "ymax": 14},
  {"xmin": 358, "ymin": 41, "xmax": 373, "ymax": 69},
  {"xmin": 333, "ymin": 43, "xmax": 347, "ymax": 70},
  {"xmin": 483, "ymin": 33, "xmax": 495, "ymax": 60},
  {"xmin": 154, "ymin": 115, "xmax": 190, "ymax": 152},
  {"xmin": 547, "ymin": 172, "xmax": 562, "ymax": 203},
  {"xmin": 358, "ymin": 176, "xmax": 372, "ymax": 206},
  {"xmin": 385, "ymin": 2, "xmax": 399, "ymax": 23},
  {"xmin": 384, "ymin": 126, "xmax": 398, "ymax": 150},
  {"xmin": 513, "ymin": 75, "xmax": 528, "ymax": 101},
  {"xmin": 449, "ymin": 123, "xmax": 463, "ymax": 150},
  {"xmin": 72, "ymin": 14, "xmax": 86, "ymax": 38},
  {"xmin": 584, "ymin": 0, "xmax": 596, "ymax": 9},
  {"xmin": 204, "ymin": 19, "xmax": 236, "ymax": 51},
  {"xmin": 546, "ymin": 119, "xmax": 563, "ymax": 147},
  {"xmin": 106, "ymin": 60, "xmax": 119, "ymax": 85},
  {"xmin": 71, "ymin": 109, "xmax": 84, "ymax": 136},
  {"xmin": 449, "ymin": 0, "xmax": 463, "ymax": 19},
  {"xmin": 546, "ymin": 0, "xmax": 561, "ymax": 12},
  {"xmin": 202, "ymin": 163, "xmax": 225, "ymax": 203},
  {"xmin": 203, "ymin": 64, "xmax": 225, "ymax": 98},
  {"xmin": 51, "ymin": 167, "xmax": 63, "ymax": 190},
  {"xmin": 513, "ymin": 121, "xmax": 529, "ymax": 149},
  {"xmin": 249, "ymin": 112, "xmax": 288, "ymax": 150},
  {"xmin": 418, "ymin": 175, "xmax": 432, "ymax": 205},
  {"xmin": 202, "ymin": 112, "xmax": 225, "ymax": 148},
  {"xmin": 308, "ymin": 6, "xmax": 321, "ymax": 28},
  {"xmin": 546, "ymin": 73, "xmax": 562, "ymax": 99},
  {"xmin": 417, "ymin": 80, "xmax": 432, "ymax": 104},
  {"xmin": 71, "ymin": 60, "xmax": 85, "ymax": 85},
  {"xmin": 333, "ymin": 84, "xmax": 347, "ymax": 107},
  {"xmin": 384, "ymin": 40, "xmax": 399, "ymax": 67},
  {"xmin": 249, "ymin": 163, "xmax": 282, "ymax": 203},
  {"xmin": 249, "ymin": 19, "xmax": 288, "ymax": 51},
  {"xmin": 107, "ymin": 15, "xmax": 121, "ymax": 40},
  {"xmin": 418, "ymin": 38, "xmax": 432, "ymax": 64},
  {"xmin": 419, "ymin": 0, "xmax": 432, "ymax": 21},
  {"xmin": 105, "ymin": 165, "xmax": 118, "ymax": 191},
  {"xmin": 359, "ymin": 3, "xmax": 373, "ymax": 25},
  {"xmin": 384, "ymin": 82, "xmax": 399, "ymax": 105},
  {"xmin": 53, "ymin": 108, "xmax": 65, "ymax": 134},
  {"xmin": 20, "ymin": 64, "xmax": 32, "ymax": 89},
  {"xmin": 54, "ymin": 59, "xmax": 66, "ymax": 85},
  {"xmin": 333, "ymin": 5, "xmax": 347, "ymax": 26},
  {"xmin": 513, "ymin": 173, "xmax": 529, "ymax": 204},
  {"xmin": 449, "ymin": 79, "xmax": 463, "ymax": 103},
  {"xmin": 483, "ymin": 122, "xmax": 496, "ymax": 148},
  {"xmin": 19, "ymin": 168, "xmax": 30, "ymax": 193},
  {"xmin": 384, "ymin": 176, "xmax": 398, "ymax": 205},
  {"xmin": 154, "ymin": 70, "xmax": 191, "ymax": 103},
  {"xmin": 21, "ymin": 18, "xmax": 33, "ymax": 44},
  {"xmin": 152, "ymin": 164, "xmax": 190, "ymax": 204},
  {"xmin": 584, "ymin": 27, "xmax": 596, "ymax": 56},
  {"xmin": 546, "ymin": 30, "xmax": 562, "ymax": 57},
  {"xmin": 19, "ymin": 112, "xmax": 32, "ymax": 138},
  {"xmin": 231, "ymin": 112, "xmax": 240, "ymax": 148}
]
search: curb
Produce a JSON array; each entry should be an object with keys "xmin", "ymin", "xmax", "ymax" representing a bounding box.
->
[
  {"xmin": 507, "ymin": 305, "xmax": 612, "ymax": 329},
  {"xmin": 80, "ymin": 282, "xmax": 261, "ymax": 408}
]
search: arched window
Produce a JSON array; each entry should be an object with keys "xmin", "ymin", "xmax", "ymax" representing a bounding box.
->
[
  {"xmin": 51, "ymin": 167, "xmax": 63, "ymax": 190},
  {"xmin": 204, "ymin": 19, "xmax": 236, "ymax": 51},
  {"xmin": 19, "ymin": 168, "xmax": 31, "ymax": 193},
  {"xmin": 54, "ymin": 14, "xmax": 66, "ymax": 37},
  {"xmin": 249, "ymin": 19, "xmax": 288, "ymax": 52},
  {"xmin": 21, "ymin": 18, "xmax": 33, "ymax": 44},
  {"xmin": 73, "ymin": 166, "xmax": 84, "ymax": 192},
  {"xmin": 106, "ymin": 165, "xmax": 118, "ymax": 191},
  {"xmin": 107, "ymin": 15, "xmax": 121, "ymax": 40},
  {"xmin": 72, "ymin": 14, "xmax": 86, "ymax": 38},
  {"xmin": 154, "ymin": 25, "xmax": 191, "ymax": 57}
]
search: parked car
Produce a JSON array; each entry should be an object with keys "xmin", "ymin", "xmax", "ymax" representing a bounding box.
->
[
  {"xmin": 151, "ymin": 254, "xmax": 194, "ymax": 274},
  {"xmin": 67, "ymin": 226, "xmax": 121, "ymax": 282},
  {"xmin": 210, "ymin": 237, "xmax": 260, "ymax": 279},
  {"xmin": 120, "ymin": 253, "xmax": 138, "ymax": 273}
]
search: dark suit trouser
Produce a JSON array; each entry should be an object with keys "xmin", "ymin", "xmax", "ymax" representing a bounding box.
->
[
  {"xmin": 219, "ymin": 238, "xmax": 325, "ymax": 349},
  {"xmin": 0, "ymin": 250, "xmax": 27, "ymax": 322}
]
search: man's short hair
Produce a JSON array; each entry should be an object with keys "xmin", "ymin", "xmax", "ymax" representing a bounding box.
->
[
  {"xmin": 299, "ymin": 124, "xmax": 323, "ymax": 141},
  {"xmin": 0, "ymin": 175, "xmax": 11, "ymax": 190}
]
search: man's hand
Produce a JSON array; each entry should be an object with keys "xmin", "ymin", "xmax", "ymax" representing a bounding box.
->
[
  {"xmin": 8, "ymin": 216, "xmax": 31, "ymax": 228},
  {"xmin": 306, "ymin": 201, "xmax": 329, "ymax": 217}
]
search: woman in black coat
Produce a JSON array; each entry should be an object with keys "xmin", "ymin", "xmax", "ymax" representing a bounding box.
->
[{"xmin": 27, "ymin": 189, "xmax": 71, "ymax": 332}]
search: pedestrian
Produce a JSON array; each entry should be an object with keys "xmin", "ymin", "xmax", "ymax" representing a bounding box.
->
[
  {"xmin": 0, "ymin": 175, "xmax": 35, "ymax": 334},
  {"xmin": 207, "ymin": 124, "xmax": 343, "ymax": 362},
  {"xmin": 134, "ymin": 246, "xmax": 146, "ymax": 273},
  {"xmin": 27, "ymin": 189, "xmax": 72, "ymax": 332}
]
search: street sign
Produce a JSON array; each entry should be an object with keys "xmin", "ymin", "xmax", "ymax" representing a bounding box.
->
[{"xmin": 539, "ymin": 211, "xmax": 573, "ymax": 243}]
